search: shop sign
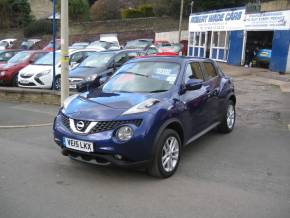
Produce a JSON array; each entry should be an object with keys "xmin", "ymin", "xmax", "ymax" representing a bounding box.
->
[
  {"xmin": 245, "ymin": 10, "xmax": 290, "ymax": 30},
  {"xmin": 189, "ymin": 9, "xmax": 245, "ymax": 31}
]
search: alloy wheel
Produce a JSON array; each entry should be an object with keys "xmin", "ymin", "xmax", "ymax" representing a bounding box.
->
[
  {"xmin": 226, "ymin": 104, "xmax": 235, "ymax": 129},
  {"xmin": 161, "ymin": 136, "xmax": 180, "ymax": 173}
]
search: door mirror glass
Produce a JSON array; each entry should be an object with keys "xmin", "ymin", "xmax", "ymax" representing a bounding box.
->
[{"xmin": 185, "ymin": 79, "xmax": 203, "ymax": 91}]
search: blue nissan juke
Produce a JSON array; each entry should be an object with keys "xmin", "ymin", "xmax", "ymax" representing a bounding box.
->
[{"xmin": 53, "ymin": 56, "xmax": 236, "ymax": 178}]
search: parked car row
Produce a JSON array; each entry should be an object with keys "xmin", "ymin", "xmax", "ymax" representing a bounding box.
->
[{"xmin": 0, "ymin": 35, "xmax": 189, "ymax": 90}]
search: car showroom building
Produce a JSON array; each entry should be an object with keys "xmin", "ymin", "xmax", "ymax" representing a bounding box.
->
[{"xmin": 187, "ymin": 7, "xmax": 290, "ymax": 73}]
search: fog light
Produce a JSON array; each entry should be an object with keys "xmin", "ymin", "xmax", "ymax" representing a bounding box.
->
[
  {"xmin": 116, "ymin": 126, "xmax": 133, "ymax": 142},
  {"xmin": 114, "ymin": 154, "xmax": 123, "ymax": 160},
  {"xmin": 0, "ymin": 71, "xmax": 5, "ymax": 76}
]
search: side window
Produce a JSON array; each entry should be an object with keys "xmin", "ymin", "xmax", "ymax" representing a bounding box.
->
[
  {"xmin": 127, "ymin": 52, "xmax": 138, "ymax": 60},
  {"xmin": 70, "ymin": 52, "xmax": 84, "ymax": 64},
  {"xmin": 203, "ymin": 62, "xmax": 218, "ymax": 80},
  {"xmin": 114, "ymin": 53, "xmax": 128, "ymax": 65},
  {"xmin": 147, "ymin": 47, "xmax": 158, "ymax": 55},
  {"xmin": 84, "ymin": 51, "xmax": 95, "ymax": 57},
  {"xmin": 184, "ymin": 62, "xmax": 203, "ymax": 83}
]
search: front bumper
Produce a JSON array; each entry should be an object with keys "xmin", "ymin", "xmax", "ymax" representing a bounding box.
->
[
  {"xmin": 53, "ymin": 113, "xmax": 156, "ymax": 168},
  {"xmin": 0, "ymin": 74, "xmax": 11, "ymax": 85},
  {"xmin": 18, "ymin": 74, "xmax": 52, "ymax": 89}
]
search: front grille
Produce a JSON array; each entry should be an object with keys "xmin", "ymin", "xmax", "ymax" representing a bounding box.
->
[
  {"xmin": 61, "ymin": 113, "xmax": 142, "ymax": 134},
  {"xmin": 69, "ymin": 78, "xmax": 83, "ymax": 85},
  {"xmin": 20, "ymin": 74, "xmax": 32, "ymax": 78},
  {"xmin": 18, "ymin": 82, "xmax": 36, "ymax": 86},
  {"xmin": 61, "ymin": 113, "xmax": 70, "ymax": 129},
  {"xmin": 89, "ymin": 120, "xmax": 142, "ymax": 134}
]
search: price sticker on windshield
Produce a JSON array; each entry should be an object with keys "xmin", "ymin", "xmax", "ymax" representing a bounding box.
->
[{"xmin": 155, "ymin": 68, "xmax": 172, "ymax": 76}]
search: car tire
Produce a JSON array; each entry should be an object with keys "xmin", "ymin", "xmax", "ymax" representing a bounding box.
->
[
  {"xmin": 147, "ymin": 129, "xmax": 181, "ymax": 178},
  {"xmin": 54, "ymin": 76, "xmax": 61, "ymax": 90},
  {"xmin": 217, "ymin": 100, "xmax": 235, "ymax": 133},
  {"xmin": 12, "ymin": 73, "xmax": 19, "ymax": 87}
]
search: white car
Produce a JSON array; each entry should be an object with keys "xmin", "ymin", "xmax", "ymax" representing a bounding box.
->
[
  {"xmin": 87, "ymin": 34, "xmax": 120, "ymax": 50},
  {"xmin": 0, "ymin": 38, "xmax": 17, "ymax": 50},
  {"xmin": 18, "ymin": 49, "xmax": 98, "ymax": 89}
]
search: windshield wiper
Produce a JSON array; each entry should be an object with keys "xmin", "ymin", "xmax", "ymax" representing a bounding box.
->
[
  {"xmin": 80, "ymin": 66, "xmax": 96, "ymax": 68},
  {"xmin": 149, "ymin": 89, "xmax": 168, "ymax": 93},
  {"xmin": 124, "ymin": 72, "xmax": 148, "ymax": 78}
]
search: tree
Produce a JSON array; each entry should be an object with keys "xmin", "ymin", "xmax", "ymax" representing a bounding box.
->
[
  {"xmin": 0, "ymin": 0, "xmax": 32, "ymax": 28},
  {"xmin": 57, "ymin": 0, "xmax": 90, "ymax": 21},
  {"xmin": 90, "ymin": 0, "xmax": 121, "ymax": 20}
]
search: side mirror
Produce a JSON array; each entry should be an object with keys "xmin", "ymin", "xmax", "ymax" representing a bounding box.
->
[
  {"xmin": 76, "ymin": 74, "xmax": 110, "ymax": 93},
  {"xmin": 185, "ymin": 79, "xmax": 203, "ymax": 91}
]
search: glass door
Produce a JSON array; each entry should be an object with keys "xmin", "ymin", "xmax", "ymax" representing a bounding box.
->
[
  {"xmin": 210, "ymin": 31, "xmax": 229, "ymax": 62},
  {"xmin": 190, "ymin": 32, "xmax": 207, "ymax": 58}
]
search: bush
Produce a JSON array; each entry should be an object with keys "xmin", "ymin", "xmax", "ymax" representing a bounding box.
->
[
  {"xmin": 139, "ymin": 4, "xmax": 154, "ymax": 17},
  {"xmin": 57, "ymin": 0, "xmax": 90, "ymax": 21},
  {"xmin": 121, "ymin": 4, "xmax": 155, "ymax": 19},
  {"xmin": 121, "ymin": 8, "xmax": 144, "ymax": 19},
  {"xmin": 90, "ymin": 0, "xmax": 121, "ymax": 20},
  {"xmin": 23, "ymin": 19, "xmax": 52, "ymax": 37}
]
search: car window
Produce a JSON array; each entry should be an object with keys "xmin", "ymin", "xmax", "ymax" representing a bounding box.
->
[
  {"xmin": 127, "ymin": 51, "xmax": 139, "ymax": 59},
  {"xmin": 147, "ymin": 47, "xmax": 158, "ymax": 55},
  {"xmin": 103, "ymin": 62, "xmax": 180, "ymax": 93},
  {"xmin": 31, "ymin": 53, "xmax": 47, "ymax": 63},
  {"xmin": 83, "ymin": 51, "xmax": 96, "ymax": 57},
  {"xmin": 203, "ymin": 62, "xmax": 217, "ymax": 80},
  {"xmin": 0, "ymin": 51, "xmax": 15, "ymax": 61},
  {"xmin": 184, "ymin": 62, "xmax": 203, "ymax": 83},
  {"xmin": 114, "ymin": 53, "xmax": 128, "ymax": 65},
  {"xmin": 70, "ymin": 52, "xmax": 84, "ymax": 63}
]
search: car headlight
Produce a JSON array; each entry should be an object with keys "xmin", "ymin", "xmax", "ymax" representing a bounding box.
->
[
  {"xmin": 86, "ymin": 74, "xmax": 98, "ymax": 82},
  {"xmin": 62, "ymin": 94, "xmax": 79, "ymax": 111},
  {"xmin": 0, "ymin": 71, "xmax": 5, "ymax": 76},
  {"xmin": 36, "ymin": 70, "xmax": 50, "ymax": 78},
  {"xmin": 116, "ymin": 126, "xmax": 133, "ymax": 142},
  {"xmin": 122, "ymin": 98, "xmax": 160, "ymax": 115}
]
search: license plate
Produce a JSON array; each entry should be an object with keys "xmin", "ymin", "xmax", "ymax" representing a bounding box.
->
[
  {"xmin": 69, "ymin": 84, "xmax": 77, "ymax": 89},
  {"xmin": 64, "ymin": 138, "xmax": 94, "ymax": 152},
  {"xmin": 20, "ymin": 80, "xmax": 29, "ymax": 84},
  {"xmin": 260, "ymin": 53, "xmax": 268, "ymax": 57}
]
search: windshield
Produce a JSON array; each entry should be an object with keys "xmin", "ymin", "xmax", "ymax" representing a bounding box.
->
[
  {"xmin": 0, "ymin": 51, "xmax": 16, "ymax": 61},
  {"xmin": 21, "ymin": 41, "xmax": 34, "ymax": 49},
  {"xmin": 0, "ymin": 41, "xmax": 8, "ymax": 47},
  {"xmin": 159, "ymin": 44, "xmax": 182, "ymax": 53},
  {"xmin": 125, "ymin": 40, "xmax": 151, "ymax": 49},
  {"xmin": 8, "ymin": 51, "xmax": 31, "ymax": 64},
  {"xmin": 34, "ymin": 52, "xmax": 61, "ymax": 65},
  {"xmin": 103, "ymin": 62, "xmax": 180, "ymax": 93},
  {"xmin": 71, "ymin": 43, "xmax": 88, "ymax": 49},
  {"xmin": 89, "ymin": 41, "xmax": 112, "ymax": 49},
  {"xmin": 79, "ymin": 52, "xmax": 115, "ymax": 68}
]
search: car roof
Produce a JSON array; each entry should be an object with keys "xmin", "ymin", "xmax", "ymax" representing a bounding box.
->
[{"xmin": 128, "ymin": 56, "xmax": 213, "ymax": 64}]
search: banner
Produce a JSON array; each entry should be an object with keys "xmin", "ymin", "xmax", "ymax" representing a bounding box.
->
[
  {"xmin": 189, "ymin": 9, "xmax": 246, "ymax": 32},
  {"xmin": 189, "ymin": 9, "xmax": 290, "ymax": 32},
  {"xmin": 245, "ymin": 11, "xmax": 290, "ymax": 30}
]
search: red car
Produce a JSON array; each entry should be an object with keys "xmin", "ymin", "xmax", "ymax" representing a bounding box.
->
[{"xmin": 0, "ymin": 50, "xmax": 48, "ymax": 86}]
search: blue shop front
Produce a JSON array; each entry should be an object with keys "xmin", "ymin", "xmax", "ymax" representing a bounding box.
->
[{"xmin": 188, "ymin": 7, "xmax": 290, "ymax": 73}]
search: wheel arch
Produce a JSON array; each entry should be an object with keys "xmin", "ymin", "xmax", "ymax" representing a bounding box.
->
[
  {"xmin": 228, "ymin": 94, "xmax": 236, "ymax": 105},
  {"xmin": 153, "ymin": 118, "xmax": 185, "ymax": 151}
]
